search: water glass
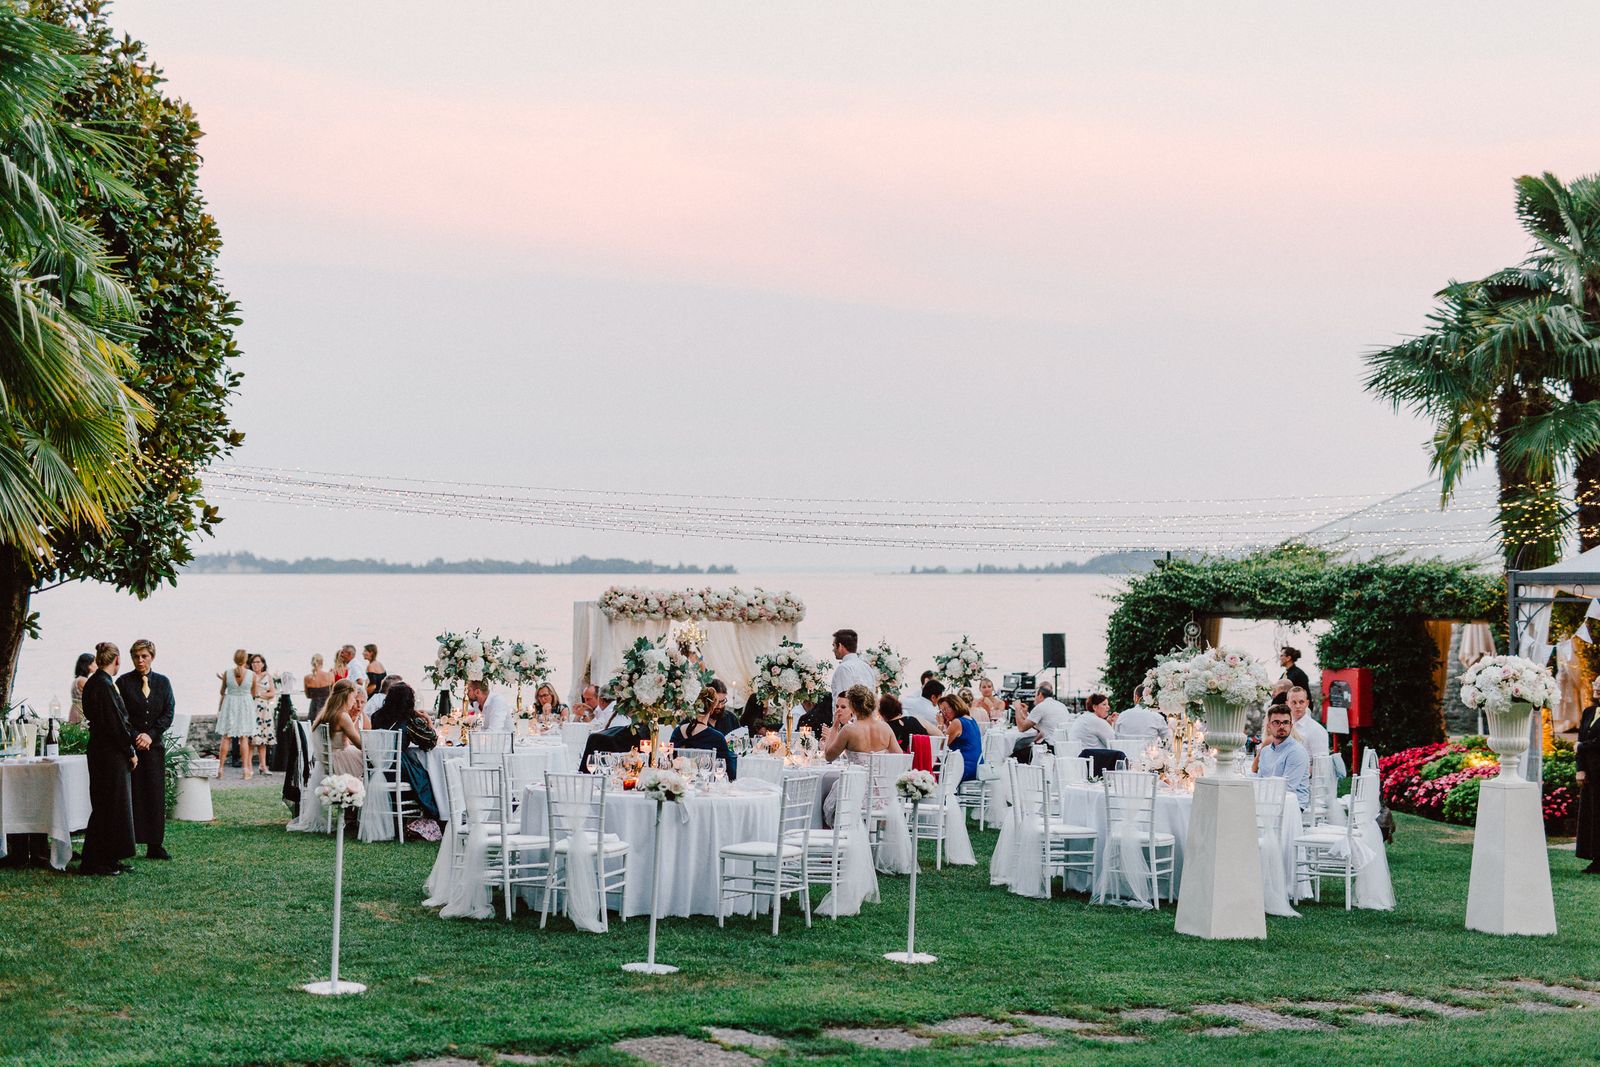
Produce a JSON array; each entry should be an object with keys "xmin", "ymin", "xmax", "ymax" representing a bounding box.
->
[{"xmin": 713, "ymin": 759, "xmax": 728, "ymax": 789}]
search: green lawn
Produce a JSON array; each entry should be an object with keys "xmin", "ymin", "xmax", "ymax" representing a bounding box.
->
[{"xmin": 2, "ymin": 787, "xmax": 1597, "ymax": 1066}]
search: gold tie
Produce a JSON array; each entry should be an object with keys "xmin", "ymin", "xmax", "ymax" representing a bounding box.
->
[{"xmin": 141, "ymin": 676, "xmax": 150, "ymax": 698}]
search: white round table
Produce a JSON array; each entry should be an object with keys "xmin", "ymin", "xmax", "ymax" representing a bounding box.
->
[
  {"xmin": 424, "ymin": 738, "xmax": 575, "ymax": 820},
  {"xmin": 520, "ymin": 783, "xmax": 779, "ymax": 917},
  {"xmin": 0, "ymin": 755, "xmax": 90, "ymax": 869}
]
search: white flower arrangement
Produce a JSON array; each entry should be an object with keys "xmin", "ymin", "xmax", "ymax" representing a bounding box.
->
[
  {"xmin": 1460, "ymin": 654, "xmax": 1560, "ymax": 712},
  {"xmin": 503, "ymin": 640, "xmax": 551, "ymax": 688},
  {"xmin": 636, "ymin": 767, "xmax": 689, "ymax": 802},
  {"xmin": 425, "ymin": 629, "xmax": 506, "ymax": 691},
  {"xmin": 1166, "ymin": 646, "xmax": 1272, "ymax": 708},
  {"xmin": 933, "ymin": 636, "xmax": 988, "ymax": 689},
  {"xmin": 864, "ymin": 640, "xmax": 908, "ymax": 697},
  {"xmin": 315, "ymin": 773, "xmax": 366, "ymax": 809},
  {"xmin": 751, "ymin": 638, "xmax": 831, "ymax": 709},
  {"xmin": 1141, "ymin": 649, "xmax": 1198, "ymax": 711},
  {"xmin": 598, "ymin": 585, "xmax": 806, "ymax": 624},
  {"xmin": 1136, "ymin": 744, "xmax": 1210, "ymax": 790},
  {"xmin": 895, "ymin": 769, "xmax": 939, "ymax": 801},
  {"xmin": 608, "ymin": 635, "xmax": 714, "ymax": 738}
]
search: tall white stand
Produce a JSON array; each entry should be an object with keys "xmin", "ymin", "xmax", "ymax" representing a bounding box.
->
[
  {"xmin": 623, "ymin": 799, "xmax": 679, "ymax": 975},
  {"xmin": 1175, "ymin": 775, "xmax": 1266, "ymax": 940},
  {"xmin": 303, "ymin": 816, "xmax": 366, "ymax": 994},
  {"xmin": 1467, "ymin": 778, "xmax": 1557, "ymax": 936},
  {"xmin": 885, "ymin": 798, "xmax": 937, "ymax": 964}
]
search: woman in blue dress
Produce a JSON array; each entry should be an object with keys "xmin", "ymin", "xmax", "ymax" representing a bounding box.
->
[
  {"xmin": 216, "ymin": 648, "xmax": 257, "ymax": 779},
  {"xmin": 938, "ymin": 692, "xmax": 982, "ymax": 783}
]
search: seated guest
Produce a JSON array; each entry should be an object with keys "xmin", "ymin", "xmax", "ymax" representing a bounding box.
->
[
  {"xmin": 739, "ymin": 695, "xmax": 774, "ymax": 738},
  {"xmin": 879, "ymin": 694, "xmax": 928, "ymax": 751},
  {"xmin": 706, "ymin": 679, "xmax": 740, "ymax": 735},
  {"xmin": 373, "ymin": 683, "xmax": 439, "ymax": 820},
  {"xmin": 572, "ymin": 684, "xmax": 600, "ymax": 722},
  {"xmin": 579, "ymin": 685, "xmax": 639, "ymax": 770},
  {"xmin": 466, "ymin": 678, "xmax": 512, "ymax": 733},
  {"xmin": 821, "ymin": 685, "xmax": 902, "ymax": 823},
  {"xmin": 938, "ymin": 692, "xmax": 981, "ymax": 783},
  {"xmin": 368, "ymin": 675, "xmax": 405, "ymax": 730},
  {"xmin": 532, "ymin": 682, "xmax": 565, "ymax": 721},
  {"xmin": 1254, "ymin": 703, "xmax": 1309, "ymax": 807},
  {"xmin": 971, "ymin": 677, "xmax": 1007, "ymax": 724},
  {"xmin": 902, "ymin": 678, "xmax": 943, "ymax": 727},
  {"xmin": 1115, "ymin": 684, "xmax": 1171, "ymax": 743},
  {"xmin": 312, "ymin": 679, "xmax": 366, "ymax": 777},
  {"xmin": 1287, "ymin": 686, "xmax": 1328, "ymax": 761},
  {"xmin": 1013, "ymin": 682, "xmax": 1072, "ymax": 762},
  {"xmin": 670, "ymin": 688, "xmax": 737, "ymax": 780},
  {"xmin": 796, "ymin": 693, "xmax": 832, "ymax": 734},
  {"xmin": 1065, "ymin": 692, "xmax": 1116, "ymax": 758}
]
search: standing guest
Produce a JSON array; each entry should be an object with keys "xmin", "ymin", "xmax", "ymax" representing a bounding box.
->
[
  {"xmin": 80, "ymin": 643, "xmax": 137, "ymax": 876},
  {"xmin": 70, "ymin": 652, "xmax": 94, "ymax": 724},
  {"xmin": 1287, "ymin": 686, "xmax": 1328, "ymax": 761},
  {"xmin": 313, "ymin": 678, "xmax": 366, "ymax": 777},
  {"xmin": 572, "ymin": 684, "xmax": 599, "ymax": 722},
  {"xmin": 829, "ymin": 629, "xmax": 877, "ymax": 704},
  {"xmin": 117, "ymin": 640, "xmax": 174, "ymax": 861},
  {"xmin": 1013, "ymin": 682, "xmax": 1071, "ymax": 762},
  {"xmin": 670, "ymin": 688, "xmax": 738, "ymax": 780},
  {"xmin": 1576, "ymin": 677, "xmax": 1600, "ymax": 874},
  {"xmin": 332, "ymin": 644, "xmax": 359, "ymax": 685},
  {"xmin": 879, "ymin": 694, "xmax": 928, "ymax": 751},
  {"xmin": 304, "ymin": 653, "xmax": 334, "ymax": 719},
  {"xmin": 1065, "ymin": 692, "xmax": 1117, "ymax": 759},
  {"xmin": 1254, "ymin": 704, "xmax": 1310, "ymax": 807},
  {"xmin": 971, "ymin": 677, "xmax": 1007, "ymax": 724},
  {"xmin": 466, "ymin": 678, "xmax": 513, "ymax": 733},
  {"xmin": 533, "ymin": 682, "xmax": 565, "ymax": 721},
  {"xmin": 362, "ymin": 643, "xmax": 386, "ymax": 696},
  {"xmin": 215, "ymin": 649, "xmax": 256, "ymax": 780},
  {"xmin": 938, "ymin": 692, "xmax": 982, "ymax": 782},
  {"xmin": 902, "ymin": 678, "xmax": 943, "ymax": 727},
  {"xmin": 249, "ymin": 653, "xmax": 276, "ymax": 777},
  {"xmin": 1280, "ymin": 646, "xmax": 1311, "ymax": 698},
  {"xmin": 1116, "ymin": 685, "xmax": 1172, "ymax": 743}
]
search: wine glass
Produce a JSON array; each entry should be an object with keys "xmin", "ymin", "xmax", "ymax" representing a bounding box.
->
[{"xmin": 712, "ymin": 758, "xmax": 728, "ymax": 790}]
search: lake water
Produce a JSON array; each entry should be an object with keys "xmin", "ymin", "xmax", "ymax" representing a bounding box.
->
[{"xmin": 16, "ymin": 571, "xmax": 1312, "ymax": 716}]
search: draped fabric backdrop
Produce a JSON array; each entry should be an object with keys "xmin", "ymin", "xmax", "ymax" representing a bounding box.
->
[{"xmin": 569, "ymin": 602, "xmax": 796, "ymax": 704}]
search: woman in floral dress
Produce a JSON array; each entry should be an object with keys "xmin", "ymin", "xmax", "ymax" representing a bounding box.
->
[{"xmin": 249, "ymin": 653, "xmax": 276, "ymax": 776}]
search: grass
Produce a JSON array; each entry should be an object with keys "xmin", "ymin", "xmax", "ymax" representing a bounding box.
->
[{"xmin": 2, "ymin": 787, "xmax": 1598, "ymax": 1066}]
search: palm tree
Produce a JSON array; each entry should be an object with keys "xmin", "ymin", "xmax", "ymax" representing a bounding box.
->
[{"xmin": 0, "ymin": 10, "xmax": 150, "ymax": 694}]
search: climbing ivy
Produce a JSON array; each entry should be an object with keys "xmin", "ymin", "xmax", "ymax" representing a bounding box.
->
[{"xmin": 1102, "ymin": 545, "xmax": 1504, "ymax": 753}]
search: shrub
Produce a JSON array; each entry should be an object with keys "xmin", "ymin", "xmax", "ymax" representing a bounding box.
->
[
  {"xmin": 1544, "ymin": 785, "xmax": 1577, "ymax": 824},
  {"xmin": 1460, "ymin": 734, "xmax": 1492, "ymax": 752},
  {"xmin": 58, "ymin": 722, "xmax": 88, "ymax": 755},
  {"xmin": 1544, "ymin": 750, "xmax": 1578, "ymax": 793},
  {"xmin": 1420, "ymin": 751, "xmax": 1467, "ymax": 780},
  {"xmin": 1442, "ymin": 777, "xmax": 1485, "ymax": 825}
]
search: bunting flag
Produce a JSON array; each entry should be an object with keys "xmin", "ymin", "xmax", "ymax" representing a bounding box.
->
[
  {"xmin": 1588, "ymin": 597, "xmax": 1600, "ymax": 621},
  {"xmin": 1576, "ymin": 622, "xmax": 1593, "ymax": 644},
  {"xmin": 1557, "ymin": 640, "xmax": 1575, "ymax": 661},
  {"xmin": 1537, "ymin": 643, "xmax": 1555, "ymax": 666}
]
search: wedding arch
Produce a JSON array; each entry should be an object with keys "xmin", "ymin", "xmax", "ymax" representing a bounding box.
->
[
  {"xmin": 1102, "ymin": 545, "xmax": 1502, "ymax": 754},
  {"xmin": 569, "ymin": 585, "xmax": 805, "ymax": 704}
]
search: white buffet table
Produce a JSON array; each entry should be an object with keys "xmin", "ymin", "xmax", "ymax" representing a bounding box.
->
[{"xmin": 0, "ymin": 755, "xmax": 91, "ymax": 869}]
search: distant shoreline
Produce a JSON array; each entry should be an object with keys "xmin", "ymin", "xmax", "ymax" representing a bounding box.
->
[
  {"xmin": 185, "ymin": 552, "xmax": 736, "ymax": 575},
  {"xmin": 906, "ymin": 549, "xmax": 1201, "ymax": 575}
]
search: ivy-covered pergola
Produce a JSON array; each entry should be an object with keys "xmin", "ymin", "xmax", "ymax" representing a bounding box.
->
[{"xmin": 1102, "ymin": 545, "xmax": 1504, "ymax": 754}]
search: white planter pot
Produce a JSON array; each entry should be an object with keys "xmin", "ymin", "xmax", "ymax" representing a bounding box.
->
[
  {"xmin": 1485, "ymin": 701, "xmax": 1535, "ymax": 782},
  {"xmin": 1200, "ymin": 694, "xmax": 1248, "ymax": 776}
]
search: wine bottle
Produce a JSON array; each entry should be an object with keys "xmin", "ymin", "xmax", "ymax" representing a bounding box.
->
[{"xmin": 44, "ymin": 716, "xmax": 59, "ymax": 758}]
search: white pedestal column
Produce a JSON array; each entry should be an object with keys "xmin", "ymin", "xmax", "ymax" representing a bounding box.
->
[
  {"xmin": 1466, "ymin": 778, "xmax": 1557, "ymax": 936},
  {"xmin": 1175, "ymin": 776, "xmax": 1266, "ymax": 940}
]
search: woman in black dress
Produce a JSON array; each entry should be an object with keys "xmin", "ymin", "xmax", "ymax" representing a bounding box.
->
[{"xmin": 1576, "ymin": 677, "xmax": 1600, "ymax": 873}]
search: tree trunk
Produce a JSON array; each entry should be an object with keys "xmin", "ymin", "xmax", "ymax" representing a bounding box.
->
[
  {"xmin": 0, "ymin": 543, "xmax": 33, "ymax": 706},
  {"xmin": 1573, "ymin": 375, "xmax": 1600, "ymax": 553},
  {"xmin": 1495, "ymin": 386, "xmax": 1563, "ymax": 570}
]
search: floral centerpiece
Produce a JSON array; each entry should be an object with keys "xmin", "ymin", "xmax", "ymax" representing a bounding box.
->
[
  {"xmin": 865, "ymin": 640, "xmax": 908, "ymax": 697},
  {"xmin": 607, "ymin": 635, "xmax": 714, "ymax": 759},
  {"xmin": 1141, "ymin": 649, "xmax": 1208, "ymax": 770},
  {"xmin": 895, "ymin": 769, "xmax": 938, "ymax": 801},
  {"xmin": 1165, "ymin": 646, "xmax": 1271, "ymax": 771},
  {"xmin": 1459, "ymin": 654, "xmax": 1560, "ymax": 781},
  {"xmin": 636, "ymin": 767, "xmax": 689, "ymax": 802},
  {"xmin": 751, "ymin": 638, "xmax": 831, "ymax": 713},
  {"xmin": 315, "ymin": 773, "xmax": 367, "ymax": 810},
  {"xmin": 599, "ymin": 585, "xmax": 806, "ymax": 624},
  {"xmin": 934, "ymin": 636, "xmax": 988, "ymax": 689},
  {"xmin": 502, "ymin": 640, "xmax": 551, "ymax": 714},
  {"xmin": 425, "ymin": 629, "xmax": 505, "ymax": 721},
  {"xmin": 1137, "ymin": 745, "xmax": 1209, "ymax": 792}
]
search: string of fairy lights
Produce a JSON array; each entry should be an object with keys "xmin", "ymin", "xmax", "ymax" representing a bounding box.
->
[{"xmin": 195, "ymin": 462, "xmax": 1524, "ymax": 556}]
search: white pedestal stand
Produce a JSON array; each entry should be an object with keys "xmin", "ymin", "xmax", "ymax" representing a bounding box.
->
[
  {"xmin": 885, "ymin": 797, "xmax": 937, "ymax": 964},
  {"xmin": 1467, "ymin": 780, "xmax": 1557, "ymax": 936},
  {"xmin": 303, "ymin": 816, "xmax": 366, "ymax": 994},
  {"xmin": 622, "ymin": 798, "xmax": 678, "ymax": 975},
  {"xmin": 1176, "ymin": 697, "xmax": 1265, "ymax": 940},
  {"xmin": 174, "ymin": 758, "xmax": 218, "ymax": 821}
]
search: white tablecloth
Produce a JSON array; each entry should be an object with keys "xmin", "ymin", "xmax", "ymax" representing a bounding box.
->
[
  {"xmin": 0, "ymin": 755, "xmax": 91, "ymax": 869},
  {"xmin": 424, "ymin": 738, "xmax": 576, "ymax": 823},
  {"xmin": 991, "ymin": 778, "xmax": 1302, "ymax": 915},
  {"xmin": 520, "ymin": 782, "xmax": 779, "ymax": 917}
]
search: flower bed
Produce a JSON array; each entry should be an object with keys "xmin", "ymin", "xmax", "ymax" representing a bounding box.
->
[{"xmin": 1379, "ymin": 736, "xmax": 1577, "ymax": 830}]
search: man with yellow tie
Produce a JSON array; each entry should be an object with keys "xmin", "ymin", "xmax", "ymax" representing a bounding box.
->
[{"xmin": 117, "ymin": 639, "xmax": 176, "ymax": 860}]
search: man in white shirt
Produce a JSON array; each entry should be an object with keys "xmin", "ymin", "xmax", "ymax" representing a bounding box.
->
[
  {"xmin": 1066, "ymin": 693, "xmax": 1117, "ymax": 758},
  {"xmin": 900, "ymin": 679, "xmax": 943, "ymax": 730},
  {"xmin": 1288, "ymin": 685, "xmax": 1331, "ymax": 763},
  {"xmin": 1012, "ymin": 683, "xmax": 1072, "ymax": 762},
  {"xmin": 594, "ymin": 685, "xmax": 631, "ymax": 731},
  {"xmin": 828, "ymin": 629, "xmax": 877, "ymax": 702},
  {"xmin": 466, "ymin": 679, "xmax": 513, "ymax": 733},
  {"xmin": 1115, "ymin": 684, "xmax": 1171, "ymax": 743},
  {"xmin": 572, "ymin": 684, "xmax": 600, "ymax": 723}
]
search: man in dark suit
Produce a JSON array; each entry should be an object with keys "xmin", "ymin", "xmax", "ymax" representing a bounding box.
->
[
  {"xmin": 117, "ymin": 638, "xmax": 174, "ymax": 860},
  {"xmin": 81, "ymin": 642, "xmax": 137, "ymax": 876}
]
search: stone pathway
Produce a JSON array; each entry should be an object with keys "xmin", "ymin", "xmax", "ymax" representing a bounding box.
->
[{"xmin": 406, "ymin": 977, "xmax": 1600, "ymax": 1065}]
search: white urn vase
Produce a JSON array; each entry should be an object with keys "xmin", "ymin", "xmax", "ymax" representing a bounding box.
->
[
  {"xmin": 1200, "ymin": 693, "xmax": 1248, "ymax": 776},
  {"xmin": 1485, "ymin": 700, "xmax": 1535, "ymax": 782}
]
